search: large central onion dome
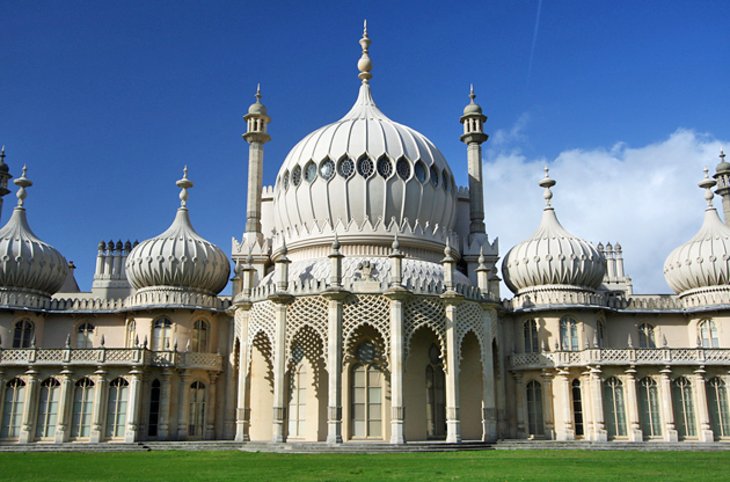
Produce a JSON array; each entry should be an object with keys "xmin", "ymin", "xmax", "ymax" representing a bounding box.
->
[
  {"xmin": 0, "ymin": 166, "xmax": 68, "ymax": 299},
  {"xmin": 502, "ymin": 169, "xmax": 606, "ymax": 294},
  {"xmin": 126, "ymin": 168, "xmax": 230, "ymax": 297},
  {"xmin": 664, "ymin": 169, "xmax": 730, "ymax": 295},
  {"xmin": 273, "ymin": 23, "xmax": 457, "ymax": 243}
]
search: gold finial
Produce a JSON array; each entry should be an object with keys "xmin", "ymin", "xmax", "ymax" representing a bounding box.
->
[
  {"xmin": 14, "ymin": 164, "xmax": 32, "ymax": 208},
  {"xmin": 357, "ymin": 19, "xmax": 372, "ymax": 83},
  {"xmin": 176, "ymin": 165, "xmax": 194, "ymax": 208}
]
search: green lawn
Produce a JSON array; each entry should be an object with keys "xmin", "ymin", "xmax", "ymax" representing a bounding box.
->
[{"xmin": 0, "ymin": 449, "xmax": 726, "ymax": 481}]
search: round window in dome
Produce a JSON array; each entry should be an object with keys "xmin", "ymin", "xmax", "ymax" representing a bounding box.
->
[
  {"xmin": 291, "ymin": 165, "xmax": 302, "ymax": 186},
  {"xmin": 357, "ymin": 156, "xmax": 374, "ymax": 178},
  {"xmin": 337, "ymin": 157, "xmax": 354, "ymax": 178},
  {"xmin": 429, "ymin": 165, "xmax": 439, "ymax": 187},
  {"xmin": 320, "ymin": 158, "xmax": 335, "ymax": 180},
  {"xmin": 377, "ymin": 156, "xmax": 392, "ymax": 178},
  {"xmin": 442, "ymin": 170, "xmax": 449, "ymax": 192},
  {"xmin": 396, "ymin": 158, "xmax": 411, "ymax": 180},
  {"xmin": 414, "ymin": 160, "xmax": 427, "ymax": 183},
  {"xmin": 282, "ymin": 170, "xmax": 290, "ymax": 190},
  {"xmin": 304, "ymin": 161, "xmax": 317, "ymax": 183}
]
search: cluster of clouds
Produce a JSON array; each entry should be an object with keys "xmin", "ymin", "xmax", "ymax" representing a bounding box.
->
[{"xmin": 483, "ymin": 116, "xmax": 727, "ymax": 294}]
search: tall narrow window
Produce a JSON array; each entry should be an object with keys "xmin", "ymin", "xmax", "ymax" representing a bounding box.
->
[
  {"xmin": 106, "ymin": 378, "xmax": 129, "ymax": 439},
  {"xmin": 699, "ymin": 320, "xmax": 719, "ymax": 348},
  {"xmin": 192, "ymin": 320, "xmax": 209, "ymax": 353},
  {"xmin": 153, "ymin": 318, "xmax": 172, "ymax": 351},
  {"xmin": 524, "ymin": 320, "xmax": 539, "ymax": 353},
  {"xmin": 425, "ymin": 344, "xmax": 446, "ymax": 439},
  {"xmin": 148, "ymin": 380, "xmax": 161, "ymax": 437},
  {"xmin": 526, "ymin": 380, "xmax": 544, "ymax": 436},
  {"xmin": 638, "ymin": 324, "xmax": 656, "ymax": 349},
  {"xmin": 126, "ymin": 320, "xmax": 137, "ymax": 348},
  {"xmin": 596, "ymin": 320, "xmax": 606, "ymax": 348},
  {"xmin": 189, "ymin": 381, "xmax": 206, "ymax": 438},
  {"xmin": 560, "ymin": 317, "xmax": 578, "ymax": 351},
  {"xmin": 672, "ymin": 376, "xmax": 696, "ymax": 439},
  {"xmin": 76, "ymin": 323, "xmax": 95, "ymax": 349},
  {"xmin": 288, "ymin": 363, "xmax": 307, "ymax": 438},
  {"xmin": 638, "ymin": 377, "xmax": 662, "ymax": 438},
  {"xmin": 35, "ymin": 378, "xmax": 61, "ymax": 439},
  {"xmin": 707, "ymin": 377, "xmax": 730, "ymax": 438},
  {"xmin": 71, "ymin": 378, "xmax": 95, "ymax": 439},
  {"xmin": 12, "ymin": 320, "xmax": 34, "ymax": 348},
  {"xmin": 351, "ymin": 341, "xmax": 383, "ymax": 438},
  {"xmin": 603, "ymin": 377, "xmax": 627, "ymax": 439},
  {"xmin": 1, "ymin": 378, "xmax": 25, "ymax": 438},
  {"xmin": 572, "ymin": 379, "xmax": 584, "ymax": 437}
]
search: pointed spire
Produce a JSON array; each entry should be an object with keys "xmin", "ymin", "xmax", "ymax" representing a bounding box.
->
[
  {"xmin": 176, "ymin": 166, "xmax": 193, "ymax": 208},
  {"xmin": 256, "ymin": 82, "xmax": 262, "ymax": 102},
  {"xmin": 0, "ymin": 146, "xmax": 5, "ymax": 165},
  {"xmin": 699, "ymin": 167, "xmax": 716, "ymax": 210},
  {"xmin": 14, "ymin": 165, "xmax": 32, "ymax": 208},
  {"xmin": 469, "ymin": 84, "xmax": 476, "ymax": 103},
  {"xmin": 539, "ymin": 166, "xmax": 556, "ymax": 209},
  {"xmin": 357, "ymin": 20, "xmax": 372, "ymax": 83}
]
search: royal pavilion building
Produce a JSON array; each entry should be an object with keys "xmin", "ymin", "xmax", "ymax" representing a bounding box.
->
[{"xmin": 0, "ymin": 24, "xmax": 729, "ymax": 448}]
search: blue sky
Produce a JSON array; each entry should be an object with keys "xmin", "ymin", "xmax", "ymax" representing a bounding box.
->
[{"xmin": 2, "ymin": 1, "xmax": 729, "ymax": 293}]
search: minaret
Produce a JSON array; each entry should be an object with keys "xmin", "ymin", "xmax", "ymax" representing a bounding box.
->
[
  {"xmin": 243, "ymin": 84, "xmax": 271, "ymax": 240},
  {"xmin": 460, "ymin": 86, "xmax": 488, "ymax": 234},
  {"xmin": 713, "ymin": 149, "xmax": 730, "ymax": 225},
  {"xmin": 0, "ymin": 146, "xmax": 13, "ymax": 222}
]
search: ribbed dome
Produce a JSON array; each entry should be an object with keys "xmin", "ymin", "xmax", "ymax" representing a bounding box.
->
[
  {"xmin": 502, "ymin": 170, "xmax": 606, "ymax": 294},
  {"xmin": 126, "ymin": 170, "xmax": 230, "ymax": 296}
]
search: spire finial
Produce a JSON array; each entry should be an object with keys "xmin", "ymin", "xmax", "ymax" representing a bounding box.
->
[
  {"xmin": 720, "ymin": 148, "xmax": 726, "ymax": 163},
  {"xmin": 176, "ymin": 165, "xmax": 193, "ymax": 208},
  {"xmin": 539, "ymin": 165, "xmax": 556, "ymax": 208},
  {"xmin": 469, "ymin": 84, "xmax": 476, "ymax": 104},
  {"xmin": 357, "ymin": 20, "xmax": 372, "ymax": 83},
  {"xmin": 0, "ymin": 146, "xmax": 5, "ymax": 164},
  {"xmin": 14, "ymin": 164, "xmax": 32, "ymax": 208},
  {"xmin": 255, "ymin": 83, "xmax": 262, "ymax": 103},
  {"xmin": 699, "ymin": 166, "xmax": 717, "ymax": 209}
]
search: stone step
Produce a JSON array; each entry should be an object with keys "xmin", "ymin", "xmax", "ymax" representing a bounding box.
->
[{"xmin": 494, "ymin": 439, "xmax": 730, "ymax": 451}]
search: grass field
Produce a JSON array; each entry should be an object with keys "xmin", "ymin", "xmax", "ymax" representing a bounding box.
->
[{"xmin": 0, "ymin": 449, "xmax": 726, "ymax": 481}]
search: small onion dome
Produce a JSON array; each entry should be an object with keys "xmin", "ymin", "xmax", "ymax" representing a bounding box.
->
[
  {"xmin": 0, "ymin": 166, "xmax": 68, "ymax": 297},
  {"xmin": 716, "ymin": 149, "xmax": 730, "ymax": 174},
  {"xmin": 501, "ymin": 168, "xmax": 606, "ymax": 294},
  {"xmin": 247, "ymin": 83, "xmax": 268, "ymax": 117},
  {"xmin": 462, "ymin": 85, "xmax": 484, "ymax": 116},
  {"xmin": 664, "ymin": 169, "xmax": 730, "ymax": 294},
  {"xmin": 126, "ymin": 167, "xmax": 230, "ymax": 296}
]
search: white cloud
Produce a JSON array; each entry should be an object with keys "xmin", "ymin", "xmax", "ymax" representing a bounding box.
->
[{"xmin": 484, "ymin": 126, "xmax": 727, "ymax": 294}]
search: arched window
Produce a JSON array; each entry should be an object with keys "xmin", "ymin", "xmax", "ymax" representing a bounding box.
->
[
  {"xmin": 699, "ymin": 320, "xmax": 719, "ymax": 348},
  {"xmin": 672, "ymin": 376, "xmax": 696, "ymax": 439},
  {"xmin": 153, "ymin": 318, "xmax": 172, "ymax": 351},
  {"xmin": 126, "ymin": 320, "xmax": 136, "ymax": 348},
  {"xmin": 638, "ymin": 323, "xmax": 656, "ymax": 349},
  {"xmin": 638, "ymin": 377, "xmax": 662, "ymax": 438},
  {"xmin": 106, "ymin": 378, "xmax": 129, "ymax": 438},
  {"xmin": 0, "ymin": 378, "xmax": 25, "ymax": 438},
  {"xmin": 707, "ymin": 377, "xmax": 730, "ymax": 438},
  {"xmin": 524, "ymin": 320, "xmax": 539, "ymax": 353},
  {"xmin": 35, "ymin": 378, "xmax": 61, "ymax": 439},
  {"xmin": 12, "ymin": 319, "xmax": 34, "ymax": 348},
  {"xmin": 526, "ymin": 380, "xmax": 544, "ymax": 436},
  {"xmin": 596, "ymin": 320, "xmax": 606, "ymax": 348},
  {"xmin": 288, "ymin": 363, "xmax": 307, "ymax": 438},
  {"xmin": 192, "ymin": 320, "xmax": 209, "ymax": 353},
  {"xmin": 571, "ymin": 379, "xmax": 584, "ymax": 437},
  {"xmin": 148, "ymin": 379, "xmax": 161, "ymax": 438},
  {"xmin": 560, "ymin": 317, "xmax": 578, "ymax": 351},
  {"xmin": 189, "ymin": 381, "xmax": 206, "ymax": 438},
  {"xmin": 603, "ymin": 377, "xmax": 627, "ymax": 439},
  {"xmin": 76, "ymin": 323, "xmax": 95, "ymax": 349},
  {"xmin": 351, "ymin": 341, "xmax": 383, "ymax": 439},
  {"xmin": 425, "ymin": 343, "xmax": 446, "ymax": 439},
  {"xmin": 71, "ymin": 378, "xmax": 95, "ymax": 439}
]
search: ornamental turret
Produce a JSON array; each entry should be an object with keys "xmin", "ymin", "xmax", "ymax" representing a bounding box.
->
[
  {"xmin": 713, "ymin": 149, "xmax": 730, "ymax": 225},
  {"xmin": 243, "ymin": 84, "xmax": 271, "ymax": 240},
  {"xmin": 0, "ymin": 147, "xmax": 13, "ymax": 222},
  {"xmin": 460, "ymin": 85, "xmax": 488, "ymax": 235}
]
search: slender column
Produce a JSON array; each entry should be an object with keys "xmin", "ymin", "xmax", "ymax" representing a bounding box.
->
[
  {"xmin": 555, "ymin": 368, "xmax": 574, "ymax": 441},
  {"xmin": 443, "ymin": 296, "xmax": 463, "ymax": 443},
  {"xmin": 242, "ymin": 86, "xmax": 270, "ymax": 237},
  {"xmin": 235, "ymin": 309, "xmax": 251, "ymax": 442},
  {"xmin": 19, "ymin": 368, "xmax": 39, "ymax": 443},
  {"xmin": 270, "ymin": 299, "xmax": 290, "ymax": 443},
  {"xmin": 388, "ymin": 295, "xmax": 406, "ymax": 444},
  {"xmin": 124, "ymin": 366, "xmax": 143, "ymax": 443},
  {"xmin": 158, "ymin": 369, "xmax": 172, "ymax": 440},
  {"xmin": 323, "ymin": 293, "xmax": 346, "ymax": 444},
  {"xmin": 589, "ymin": 366, "xmax": 607, "ymax": 441},
  {"xmin": 0, "ymin": 371, "xmax": 5, "ymax": 434},
  {"xmin": 481, "ymin": 322, "xmax": 497, "ymax": 442},
  {"xmin": 513, "ymin": 372, "xmax": 527, "ymax": 438},
  {"xmin": 694, "ymin": 367, "xmax": 714, "ymax": 442},
  {"xmin": 223, "ymin": 321, "xmax": 237, "ymax": 439},
  {"xmin": 205, "ymin": 372, "xmax": 218, "ymax": 440},
  {"xmin": 541, "ymin": 370, "xmax": 555, "ymax": 439},
  {"xmin": 177, "ymin": 371, "xmax": 191, "ymax": 440},
  {"xmin": 460, "ymin": 86, "xmax": 488, "ymax": 235},
  {"xmin": 54, "ymin": 367, "xmax": 73, "ymax": 443},
  {"xmin": 90, "ymin": 367, "xmax": 108, "ymax": 443},
  {"xmin": 659, "ymin": 366, "xmax": 678, "ymax": 442},
  {"xmin": 623, "ymin": 367, "xmax": 643, "ymax": 442}
]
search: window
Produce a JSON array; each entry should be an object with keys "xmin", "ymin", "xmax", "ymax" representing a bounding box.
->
[
  {"xmin": 71, "ymin": 378, "xmax": 95, "ymax": 439},
  {"xmin": 376, "ymin": 156, "xmax": 392, "ymax": 178},
  {"xmin": 429, "ymin": 164, "xmax": 439, "ymax": 187},
  {"xmin": 603, "ymin": 377, "xmax": 627, "ymax": 439},
  {"xmin": 425, "ymin": 344, "xmax": 446, "ymax": 439},
  {"xmin": 707, "ymin": 377, "xmax": 730, "ymax": 438},
  {"xmin": 356, "ymin": 156, "xmax": 374, "ymax": 178},
  {"xmin": 638, "ymin": 377, "xmax": 662, "ymax": 438},
  {"xmin": 76, "ymin": 323, "xmax": 95, "ymax": 349},
  {"xmin": 672, "ymin": 376, "xmax": 696, "ymax": 439},
  {"xmin": 414, "ymin": 161, "xmax": 427, "ymax": 183},
  {"xmin": 319, "ymin": 158, "xmax": 335, "ymax": 180},
  {"xmin": 524, "ymin": 320, "xmax": 539, "ymax": 353},
  {"xmin": 441, "ymin": 170, "xmax": 450, "ymax": 192},
  {"xmin": 351, "ymin": 341, "xmax": 383, "ymax": 438},
  {"xmin": 572, "ymin": 379, "xmax": 584, "ymax": 437},
  {"xmin": 12, "ymin": 319, "xmax": 34, "ymax": 348},
  {"xmin": 282, "ymin": 170, "xmax": 290, "ymax": 190},
  {"xmin": 189, "ymin": 381, "xmax": 206, "ymax": 438},
  {"xmin": 560, "ymin": 317, "xmax": 578, "ymax": 351},
  {"xmin": 0, "ymin": 378, "xmax": 25, "ymax": 438},
  {"xmin": 153, "ymin": 318, "xmax": 172, "ymax": 351},
  {"xmin": 36, "ymin": 378, "xmax": 61, "ymax": 439},
  {"xmin": 288, "ymin": 363, "xmax": 307, "ymax": 438},
  {"xmin": 596, "ymin": 320, "xmax": 606, "ymax": 348},
  {"xmin": 699, "ymin": 320, "xmax": 719, "ymax": 348},
  {"xmin": 526, "ymin": 380, "xmax": 544, "ymax": 436},
  {"xmin": 106, "ymin": 378, "xmax": 129, "ymax": 438},
  {"xmin": 291, "ymin": 165, "xmax": 301, "ymax": 186},
  {"xmin": 638, "ymin": 323, "xmax": 656, "ymax": 349},
  {"xmin": 396, "ymin": 158, "xmax": 410, "ymax": 180},
  {"xmin": 337, "ymin": 157, "xmax": 354, "ymax": 178},
  {"xmin": 303, "ymin": 161, "xmax": 317, "ymax": 183},
  {"xmin": 192, "ymin": 320, "xmax": 209, "ymax": 353},
  {"xmin": 126, "ymin": 320, "xmax": 136, "ymax": 348},
  {"xmin": 148, "ymin": 380, "xmax": 161, "ymax": 437}
]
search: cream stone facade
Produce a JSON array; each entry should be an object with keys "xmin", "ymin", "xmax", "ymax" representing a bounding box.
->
[{"xmin": 1, "ymin": 25, "xmax": 730, "ymax": 447}]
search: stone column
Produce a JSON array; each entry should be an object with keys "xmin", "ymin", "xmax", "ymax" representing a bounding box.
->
[
  {"xmin": 235, "ymin": 308, "xmax": 251, "ymax": 442},
  {"xmin": 589, "ymin": 366, "xmax": 607, "ymax": 441},
  {"xmin": 513, "ymin": 372, "xmax": 527, "ymax": 438},
  {"xmin": 158, "ymin": 369, "xmax": 172, "ymax": 440},
  {"xmin": 124, "ymin": 366, "xmax": 143, "ymax": 443},
  {"xmin": 205, "ymin": 372, "xmax": 218, "ymax": 440},
  {"xmin": 269, "ymin": 294, "xmax": 292, "ymax": 443},
  {"xmin": 694, "ymin": 366, "xmax": 715, "ymax": 442},
  {"xmin": 659, "ymin": 366, "xmax": 678, "ymax": 442},
  {"xmin": 623, "ymin": 367, "xmax": 643, "ymax": 442},
  {"xmin": 442, "ymin": 292, "xmax": 463, "ymax": 443},
  {"xmin": 555, "ymin": 368, "xmax": 574, "ymax": 441},
  {"xmin": 323, "ymin": 291, "xmax": 347, "ymax": 444},
  {"xmin": 223, "ymin": 322, "xmax": 238, "ymax": 439},
  {"xmin": 177, "ymin": 370, "xmax": 191, "ymax": 440},
  {"xmin": 385, "ymin": 288, "xmax": 409, "ymax": 444},
  {"xmin": 540, "ymin": 370, "xmax": 555, "ymax": 440},
  {"xmin": 90, "ymin": 367, "xmax": 108, "ymax": 443},
  {"xmin": 19, "ymin": 368, "xmax": 39, "ymax": 443},
  {"xmin": 480, "ymin": 320, "xmax": 497, "ymax": 442},
  {"xmin": 54, "ymin": 367, "xmax": 73, "ymax": 444}
]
